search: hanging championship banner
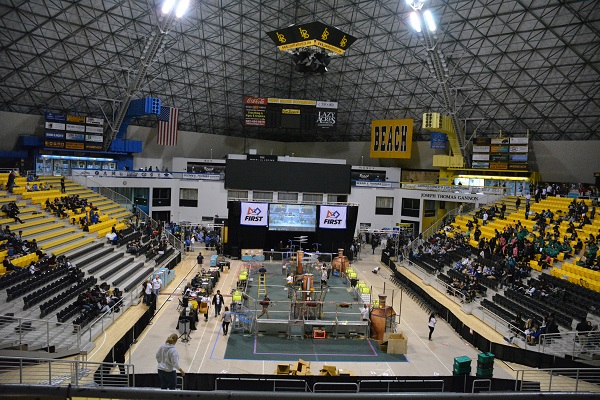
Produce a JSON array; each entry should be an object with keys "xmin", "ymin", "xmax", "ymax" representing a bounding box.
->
[
  {"xmin": 370, "ymin": 119, "xmax": 413, "ymax": 159},
  {"xmin": 240, "ymin": 202, "xmax": 268, "ymax": 226},
  {"xmin": 319, "ymin": 205, "xmax": 347, "ymax": 229}
]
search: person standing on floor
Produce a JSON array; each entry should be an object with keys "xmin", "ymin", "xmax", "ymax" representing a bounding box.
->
[
  {"xmin": 60, "ymin": 176, "xmax": 66, "ymax": 194},
  {"xmin": 199, "ymin": 293, "xmax": 210, "ymax": 322},
  {"xmin": 360, "ymin": 304, "xmax": 370, "ymax": 321},
  {"xmin": 320, "ymin": 266, "xmax": 328, "ymax": 288},
  {"xmin": 428, "ymin": 313, "xmax": 437, "ymax": 340},
  {"xmin": 221, "ymin": 306, "xmax": 232, "ymax": 336},
  {"xmin": 156, "ymin": 334, "xmax": 185, "ymax": 390},
  {"xmin": 144, "ymin": 280, "xmax": 153, "ymax": 305},
  {"xmin": 258, "ymin": 294, "xmax": 271, "ymax": 319},
  {"xmin": 152, "ymin": 274, "xmax": 162, "ymax": 298},
  {"xmin": 212, "ymin": 289, "xmax": 224, "ymax": 317}
]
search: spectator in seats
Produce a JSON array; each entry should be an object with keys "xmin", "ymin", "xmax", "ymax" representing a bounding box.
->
[
  {"xmin": 575, "ymin": 317, "xmax": 592, "ymax": 349},
  {"xmin": 527, "ymin": 325, "xmax": 541, "ymax": 345},
  {"xmin": 2, "ymin": 202, "xmax": 23, "ymax": 223},
  {"xmin": 473, "ymin": 226, "xmax": 481, "ymax": 242},
  {"xmin": 106, "ymin": 230, "xmax": 117, "ymax": 243},
  {"xmin": 28, "ymin": 262, "xmax": 39, "ymax": 275},
  {"xmin": 3, "ymin": 257, "xmax": 16, "ymax": 272},
  {"xmin": 48, "ymin": 255, "xmax": 57, "ymax": 269},
  {"xmin": 98, "ymin": 297, "xmax": 111, "ymax": 314}
]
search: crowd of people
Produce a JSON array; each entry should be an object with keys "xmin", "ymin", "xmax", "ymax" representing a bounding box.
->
[
  {"xmin": 1, "ymin": 225, "xmax": 41, "ymax": 269},
  {"xmin": 1, "ymin": 202, "xmax": 24, "ymax": 223},
  {"xmin": 44, "ymin": 194, "xmax": 89, "ymax": 220}
]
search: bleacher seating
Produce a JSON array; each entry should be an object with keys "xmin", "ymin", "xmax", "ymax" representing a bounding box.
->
[
  {"xmin": 503, "ymin": 289, "xmax": 572, "ymax": 328},
  {"xmin": 40, "ymin": 276, "xmax": 97, "ymax": 318},
  {"xmin": 492, "ymin": 293, "xmax": 544, "ymax": 325},
  {"xmin": 6, "ymin": 265, "xmax": 69, "ymax": 301}
]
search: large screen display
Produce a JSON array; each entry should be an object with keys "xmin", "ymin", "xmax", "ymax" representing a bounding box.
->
[
  {"xmin": 225, "ymin": 159, "xmax": 351, "ymax": 194},
  {"xmin": 268, "ymin": 204, "xmax": 316, "ymax": 232}
]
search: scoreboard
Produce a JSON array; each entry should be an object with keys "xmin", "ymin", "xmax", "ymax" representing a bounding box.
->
[
  {"xmin": 45, "ymin": 112, "xmax": 104, "ymax": 151},
  {"xmin": 244, "ymin": 96, "xmax": 337, "ymax": 131},
  {"xmin": 472, "ymin": 137, "xmax": 529, "ymax": 170}
]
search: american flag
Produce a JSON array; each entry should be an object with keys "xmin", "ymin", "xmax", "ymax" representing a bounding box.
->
[{"xmin": 157, "ymin": 106, "xmax": 179, "ymax": 146}]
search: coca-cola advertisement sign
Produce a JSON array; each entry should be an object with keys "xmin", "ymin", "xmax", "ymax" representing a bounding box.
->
[{"xmin": 245, "ymin": 96, "xmax": 267, "ymax": 105}]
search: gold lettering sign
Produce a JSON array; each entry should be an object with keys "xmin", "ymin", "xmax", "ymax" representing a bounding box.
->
[
  {"xmin": 340, "ymin": 35, "xmax": 348, "ymax": 48},
  {"xmin": 370, "ymin": 119, "xmax": 413, "ymax": 159},
  {"xmin": 299, "ymin": 27, "xmax": 309, "ymax": 39}
]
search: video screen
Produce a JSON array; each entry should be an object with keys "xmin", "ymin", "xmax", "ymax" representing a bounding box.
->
[{"xmin": 268, "ymin": 204, "xmax": 316, "ymax": 232}]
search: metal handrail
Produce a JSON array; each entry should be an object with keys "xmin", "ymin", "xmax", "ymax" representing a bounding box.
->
[
  {"xmin": 0, "ymin": 315, "xmax": 80, "ymax": 354},
  {"xmin": 215, "ymin": 377, "xmax": 311, "ymax": 392},
  {"xmin": 70, "ymin": 174, "xmax": 185, "ymax": 253},
  {"xmin": 477, "ymin": 305, "xmax": 526, "ymax": 344},
  {"xmin": 7, "ymin": 384, "xmax": 597, "ymax": 399},
  {"xmin": 313, "ymin": 382, "xmax": 359, "ymax": 393},
  {"xmin": 0, "ymin": 356, "xmax": 134, "ymax": 387},
  {"xmin": 538, "ymin": 330, "xmax": 600, "ymax": 358},
  {"xmin": 357, "ymin": 379, "xmax": 445, "ymax": 392},
  {"xmin": 225, "ymin": 197, "xmax": 360, "ymax": 206},
  {"xmin": 401, "ymin": 183, "xmax": 508, "ymax": 196},
  {"xmin": 514, "ymin": 367, "xmax": 600, "ymax": 392},
  {"xmin": 403, "ymin": 259, "xmax": 467, "ymax": 306},
  {"xmin": 78, "ymin": 297, "xmax": 128, "ymax": 345}
]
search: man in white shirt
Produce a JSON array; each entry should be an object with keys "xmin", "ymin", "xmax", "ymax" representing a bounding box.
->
[{"xmin": 152, "ymin": 275, "xmax": 162, "ymax": 298}]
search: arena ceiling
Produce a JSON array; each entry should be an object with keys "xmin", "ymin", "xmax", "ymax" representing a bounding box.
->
[{"xmin": 1, "ymin": 0, "xmax": 599, "ymax": 143}]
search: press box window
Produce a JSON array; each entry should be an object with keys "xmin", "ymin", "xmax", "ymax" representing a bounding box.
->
[
  {"xmin": 375, "ymin": 196, "xmax": 394, "ymax": 215},
  {"xmin": 228, "ymin": 190, "xmax": 248, "ymax": 200},
  {"xmin": 304, "ymin": 193, "xmax": 323, "ymax": 203},
  {"xmin": 179, "ymin": 188, "xmax": 198, "ymax": 208},
  {"xmin": 152, "ymin": 188, "xmax": 171, "ymax": 207},
  {"xmin": 278, "ymin": 192, "xmax": 299, "ymax": 202},
  {"xmin": 253, "ymin": 191, "xmax": 273, "ymax": 201},
  {"xmin": 424, "ymin": 200, "xmax": 436, "ymax": 217},
  {"xmin": 401, "ymin": 198, "xmax": 420, "ymax": 217}
]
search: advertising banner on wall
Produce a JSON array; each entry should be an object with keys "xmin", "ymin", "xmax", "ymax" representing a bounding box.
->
[
  {"xmin": 430, "ymin": 132, "xmax": 447, "ymax": 149},
  {"xmin": 370, "ymin": 119, "xmax": 413, "ymax": 159},
  {"xmin": 319, "ymin": 205, "xmax": 347, "ymax": 229},
  {"xmin": 240, "ymin": 202, "xmax": 269, "ymax": 226}
]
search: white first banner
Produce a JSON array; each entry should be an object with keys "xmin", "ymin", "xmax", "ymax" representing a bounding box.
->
[
  {"xmin": 319, "ymin": 205, "xmax": 347, "ymax": 229},
  {"xmin": 240, "ymin": 202, "xmax": 268, "ymax": 226}
]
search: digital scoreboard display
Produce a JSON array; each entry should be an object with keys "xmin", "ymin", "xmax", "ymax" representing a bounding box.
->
[{"xmin": 244, "ymin": 96, "xmax": 337, "ymax": 131}]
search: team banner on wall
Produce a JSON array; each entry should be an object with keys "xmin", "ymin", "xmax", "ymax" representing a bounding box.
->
[
  {"xmin": 430, "ymin": 132, "xmax": 447, "ymax": 149},
  {"xmin": 319, "ymin": 205, "xmax": 347, "ymax": 229},
  {"xmin": 370, "ymin": 119, "xmax": 413, "ymax": 159},
  {"xmin": 240, "ymin": 202, "xmax": 268, "ymax": 226}
]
